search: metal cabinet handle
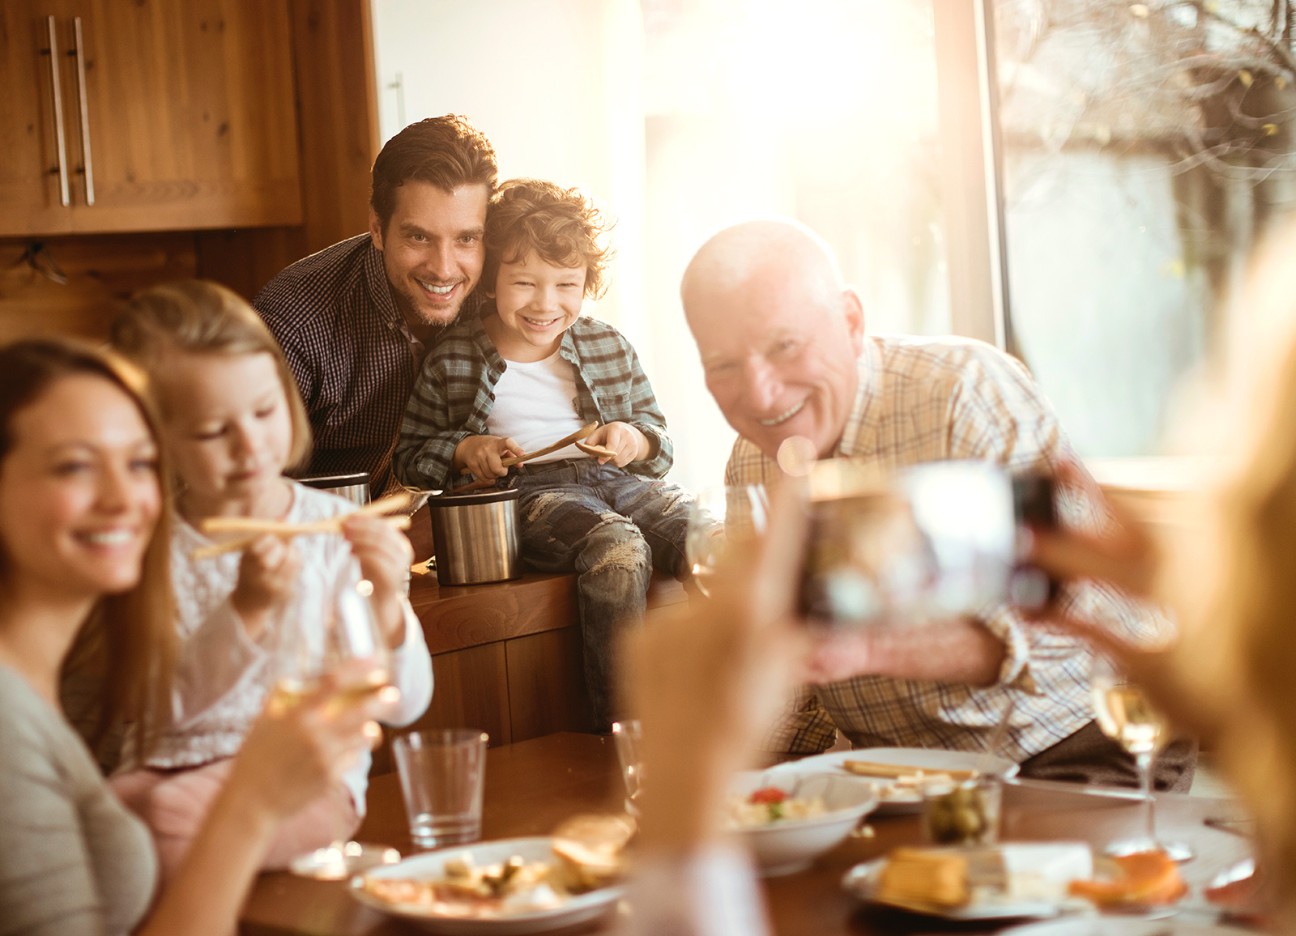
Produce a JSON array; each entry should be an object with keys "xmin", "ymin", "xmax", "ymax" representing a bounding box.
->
[
  {"xmin": 43, "ymin": 15, "xmax": 71, "ymax": 208},
  {"xmin": 72, "ymin": 16, "xmax": 94, "ymax": 206}
]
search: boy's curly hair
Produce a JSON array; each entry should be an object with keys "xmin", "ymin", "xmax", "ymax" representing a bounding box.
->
[{"xmin": 483, "ymin": 179, "xmax": 612, "ymax": 299}]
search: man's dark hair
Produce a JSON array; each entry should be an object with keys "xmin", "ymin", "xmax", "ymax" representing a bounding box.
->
[{"xmin": 370, "ymin": 114, "xmax": 498, "ymax": 228}]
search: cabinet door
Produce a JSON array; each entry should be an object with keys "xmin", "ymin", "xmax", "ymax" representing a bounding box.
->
[
  {"xmin": 0, "ymin": 1, "xmax": 79, "ymax": 236},
  {"xmin": 66, "ymin": 0, "xmax": 303, "ymax": 233},
  {"xmin": 0, "ymin": 0, "xmax": 303, "ymax": 237}
]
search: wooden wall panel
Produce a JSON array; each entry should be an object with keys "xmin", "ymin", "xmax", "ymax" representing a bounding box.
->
[
  {"xmin": 0, "ymin": 234, "xmax": 197, "ymax": 342},
  {"xmin": 371, "ymin": 644, "xmax": 510, "ymax": 779},
  {"xmin": 195, "ymin": 0, "xmax": 378, "ymax": 298},
  {"xmin": 419, "ymin": 644, "xmax": 512, "ymax": 746},
  {"xmin": 506, "ymin": 628, "xmax": 596, "ymax": 742}
]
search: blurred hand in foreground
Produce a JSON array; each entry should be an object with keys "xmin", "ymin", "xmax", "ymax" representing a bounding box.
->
[
  {"xmin": 624, "ymin": 483, "xmax": 811, "ymax": 852},
  {"xmin": 230, "ymin": 661, "xmax": 383, "ymax": 822},
  {"xmin": 1024, "ymin": 460, "xmax": 1215, "ymax": 739}
]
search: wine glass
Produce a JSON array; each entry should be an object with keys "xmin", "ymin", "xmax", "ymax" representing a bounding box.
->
[
  {"xmin": 1090, "ymin": 651, "xmax": 1194, "ymax": 862},
  {"xmin": 685, "ymin": 485, "xmax": 769, "ymax": 597},
  {"xmin": 272, "ymin": 560, "xmax": 401, "ymax": 880}
]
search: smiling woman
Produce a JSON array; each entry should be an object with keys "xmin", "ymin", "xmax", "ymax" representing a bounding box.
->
[
  {"xmin": 0, "ymin": 373, "xmax": 163, "ymax": 604},
  {"xmin": 0, "ymin": 337, "xmax": 387, "ymax": 936}
]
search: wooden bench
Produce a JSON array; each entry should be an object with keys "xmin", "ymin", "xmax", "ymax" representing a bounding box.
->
[{"xmin": 384, "ymin": 506, "xmax": 687, "ymax": 759}]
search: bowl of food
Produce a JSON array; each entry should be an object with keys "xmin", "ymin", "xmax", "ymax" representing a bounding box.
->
[{"xmin": 726, "ymin": 770, "xmax": 878, "ymax": 876}]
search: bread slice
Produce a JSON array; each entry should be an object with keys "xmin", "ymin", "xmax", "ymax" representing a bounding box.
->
[{"xmin": 877, "ymin": 847, "xmax": 970, "ymax": 907}]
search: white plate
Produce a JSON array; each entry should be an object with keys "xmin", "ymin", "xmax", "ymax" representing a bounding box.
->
[
  {"xmin": 769, "ymin": 746, "xmax": 1019, "ymax": 814},
  {"xmin": 843, "ymin": 857, "xmax": 1068, "ymax": 921},
  {"xmin": 1002, "ymin": 920, "xmax": 1257, "ymax": 936},
  {"xmin": 348, "ymin": 837, "xmax": 622, "ymax": 935}
]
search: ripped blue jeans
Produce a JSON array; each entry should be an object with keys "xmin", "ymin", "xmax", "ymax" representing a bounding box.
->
[{"xmin": 511, "ymin": 459, "xmax": 692, "ymax": 730}]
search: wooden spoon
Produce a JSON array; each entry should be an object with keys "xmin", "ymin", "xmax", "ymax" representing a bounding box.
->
[
  {"xmin": 575, "ymin": 441, "xmax": 617, "ymax": 460},
  {"xmin": 457, "ymin": 422, "xmax": 599, "ymax": 476}
]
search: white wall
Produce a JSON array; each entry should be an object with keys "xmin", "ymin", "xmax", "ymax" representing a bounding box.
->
[{"xmin": 369, "ymin": 0, "xmax": 648, "ymax": 351}]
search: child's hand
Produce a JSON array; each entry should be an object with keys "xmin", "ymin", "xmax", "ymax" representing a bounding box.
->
[
  {"xmin": 342, "ymin": 514, "xmax": 414, "ymax": 648},
  {"xmin": 586, "ymin": 422, "xmax": 650, "ymax": 467},
  {"xmin": 231, "ymin": 536, "xmax": 301, "ymax": 642},
  {"xmin": 454, "ymin": 434, "xmax": 521, "ymax": 480}
]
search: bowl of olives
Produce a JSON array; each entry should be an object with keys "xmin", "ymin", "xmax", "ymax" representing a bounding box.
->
[{"xmin": 921, "ymin": 776, "xmax": 1002, "ymax": 846}]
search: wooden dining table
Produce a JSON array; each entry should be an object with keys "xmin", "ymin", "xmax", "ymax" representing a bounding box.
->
[{"xmin": 239, "ymin": 732, "xmax": 1254, "ymax": 935}]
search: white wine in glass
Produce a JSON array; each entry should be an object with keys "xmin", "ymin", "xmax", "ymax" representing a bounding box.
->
[
  {"xmin": 685, "ymin": 485, "xmax": 769, "ymax": 597},
  {"xmin": 273, "ymin": 562, "xmax": 400, "ymax": 880},
  {"xmin": 1091, "ymin": 655, "xmax": 1193, "ymax": 861}
]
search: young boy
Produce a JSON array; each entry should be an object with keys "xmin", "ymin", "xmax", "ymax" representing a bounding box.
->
[{"xmin": 393, "ymin": 179, "xmax": 691, "ymax": 730}]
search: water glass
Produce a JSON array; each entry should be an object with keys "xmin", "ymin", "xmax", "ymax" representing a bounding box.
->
[
  {"xmin": 392, "ymin": 728, "xmax": 489, "ymax": 850},
  {"xmin": 611, "ymin": 719, "xmax": 643, "ymax": 815}
]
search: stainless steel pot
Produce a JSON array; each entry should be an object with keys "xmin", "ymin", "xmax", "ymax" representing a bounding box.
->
[
  {"xmin": 297, "ymin": 471, "xmax": 371, "ymax": 507},
  {"xmin": 426, "ymin": 488, "xmax": 521, "ymax": 586}
]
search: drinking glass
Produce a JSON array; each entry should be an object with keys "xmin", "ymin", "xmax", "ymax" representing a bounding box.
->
[
  {"xmin": 392, "ymin": 728, "xmax": 489, "ymax": 849},
  {"xmin": 611, "ymin": 719, "xmax": 644, "ymax": 815},
  {"xmin": 273, "ymin": 562, "xmax": 400, "ymax": 879},
  {"xmin": 685, "ymin": 485, "xmax": 769, "ymax": 597},
  {"xmin": 1091, "ymin": 652, "xmax": 1194, "ymax": 861}
]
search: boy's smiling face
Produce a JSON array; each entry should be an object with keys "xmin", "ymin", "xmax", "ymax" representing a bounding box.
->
[{"xmin": 486, "ymin": 251, "xmax": 587, "ymax": 362}]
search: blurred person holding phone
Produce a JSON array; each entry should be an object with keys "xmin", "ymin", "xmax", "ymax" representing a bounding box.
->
[
  {"xmin": 680, "ymin": 218, "xmax": 1193, "ymax": 789},
  {"xmin": 0, "ymin": 339, "xmax": 382, "ymax": 936},
  {"xmin": 1027, "ymin": 221, "xmax": 1296, "ymax": 926}
]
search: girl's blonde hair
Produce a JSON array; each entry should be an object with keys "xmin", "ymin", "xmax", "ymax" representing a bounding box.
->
[
  {"xmin": 0, "ymin": 338, "xmax": 176, "ymax": 762},
  {"xmin": 111, "ymin": 280, "xmax": 312, "ymax": 471}
]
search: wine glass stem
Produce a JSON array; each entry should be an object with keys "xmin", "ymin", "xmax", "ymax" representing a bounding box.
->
[{"xmin": 1136, "ymin": 750, "xmax": 1156, "ymax": 847}]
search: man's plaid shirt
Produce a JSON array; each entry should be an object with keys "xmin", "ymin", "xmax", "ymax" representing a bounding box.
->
[
  {"xmin": 254, "ymin": 235, "xmax": 482, "ymax": 496},
  {"xmin": 393, "ymin": 307, "xmax": 673, "ymax": 491},
  {"xmin": 728, "ymin": 335, "xmax": 1152, "ymax": 762}
]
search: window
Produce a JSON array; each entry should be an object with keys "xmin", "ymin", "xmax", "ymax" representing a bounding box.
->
[
  {"xmin": 993, "ymin": 0, "xmax": 1295, "ymax": 458},
  {"xmin": 642, "ymin": 0, "xmax": 955, "ymax": 487}
]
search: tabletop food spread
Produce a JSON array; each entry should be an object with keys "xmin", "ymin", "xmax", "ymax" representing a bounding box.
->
[{"xmin": 240, "ymin": 733, "xmax": 1260, "ymax": 936}]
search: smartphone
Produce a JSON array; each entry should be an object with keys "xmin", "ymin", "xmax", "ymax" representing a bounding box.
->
[
  {"xmin": 797, "ymin": 460, "xmax": 1020, "ymax": 627},
  {"xmin": 1008, "ymin": 473, "xmax": 1059, "ymax": 612}
]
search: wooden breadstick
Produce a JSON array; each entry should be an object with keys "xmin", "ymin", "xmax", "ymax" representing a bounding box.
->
[
  {"xmin": 842, "ymin": 760, "xmax": 980, "ymax": 782},
  {"xmin": 458, "ymin": 422, "xmax": 599, "ymax": 476},
  {"xmin": 192, "ymin": 514, "xmax": 412, "ymax": 561},
  {"xmin": 200, "ymin": 490, "xmax": 415, "ymax": 534}
]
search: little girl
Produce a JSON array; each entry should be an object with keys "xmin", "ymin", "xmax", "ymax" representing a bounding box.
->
[{"xmin": 107, "ymin": 279, "xmax": 433, "ymax": 876}]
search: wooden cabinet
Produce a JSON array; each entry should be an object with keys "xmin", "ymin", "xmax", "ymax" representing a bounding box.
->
[{"xmin": 0, "ymin": 0, "xmax": 302, "ymax": 237}]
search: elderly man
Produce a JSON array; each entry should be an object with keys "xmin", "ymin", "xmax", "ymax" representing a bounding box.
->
[
  {"xmin": 681, "ymin": 218, "xmax": 1194, "ymax": 788},
  {"xmin": 255, "ymin": 115, "xmax": 498, "ymax": 496}
]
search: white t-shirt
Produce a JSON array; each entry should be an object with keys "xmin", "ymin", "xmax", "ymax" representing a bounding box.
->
[{"xmin": 486, "ymin": 351, "xmax": 586, "ymax": 463}]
